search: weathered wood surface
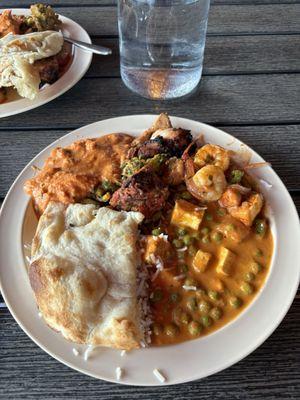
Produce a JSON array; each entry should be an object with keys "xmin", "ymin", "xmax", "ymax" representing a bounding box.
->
[
  {"xmin": 1, "ymin": 74, "xmax": 300, "ymax": 128},
  {"xmin": 2, "ymin": 4, "xmax": 300, "ymax": 36},
  {"xmin": 0, "ymin": 0, "xmax": 300, "ymax": 398},
  {"xmin": 86, "ymin": 35, "xmax": 300, "ymax": 77},
  {"xmin": 0, "ymin": 297, "xmax": 299, "ymax": 399},
  {"xmin": 0, "ymin": 125, "xmax": 299, "ymax": 196}
]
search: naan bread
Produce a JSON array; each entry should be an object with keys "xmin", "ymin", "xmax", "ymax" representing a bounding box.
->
[
  {"xmin": 0, "ymin": 30, "xmax": 63, "ymax": 99},
  {"xmin": 29, "ymin": 203, "xmax": 144, "ymax": 350}
]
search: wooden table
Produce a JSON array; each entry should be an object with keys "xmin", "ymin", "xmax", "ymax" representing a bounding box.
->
[{"xmin": 1, "ymin": 0, "xmax": 300, "ymax": 398}]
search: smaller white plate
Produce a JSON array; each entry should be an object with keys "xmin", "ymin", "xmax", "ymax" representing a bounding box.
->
[{"xmin": 0, "ymin": 8, "xmax": 93, "ymax": 118}]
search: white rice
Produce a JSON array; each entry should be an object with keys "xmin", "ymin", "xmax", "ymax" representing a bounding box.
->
[
  {"xmin": 136, "ymin": 263, "xmax": 153, "ymax": 347},
  {"xmin": 182, "ymin": 285, "xmax": 197, "ymax": 291},
  {"xmin": 177, "ymin": 246, "xmax": 187, "ymax": 252},
  {"xmin": 174, "ymin": 274, "xmax": 186, "ymax": 281},
  {"xmin": 153, "ymin": 368, "xmax": 166, "ymax": 383},
  {"xmin": 83, "ymin": 345, "xmax": 94, "ymax": 361},
  {"xmin": 72, "ymin": 348, "xmax": 79, "ymax": 356},
  {"xmin": 116, "ymin": 367, "xmax": 122, "ymax": 380}
]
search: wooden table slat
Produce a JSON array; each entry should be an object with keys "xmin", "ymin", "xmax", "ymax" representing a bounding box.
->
[
  {"xmin": 0, "ymin": 298, "xmax": 299, "ymax": 398},
  {"xmin": 2, "ymin": 4, "xmax": 300, "ymax": 36},
  {"xmin": 2, "ymin": 0, "xmax": 300, "ymax": 7},
  {"xmin": 1, "ymin": 74, "xmax": 300, "ymax": 128},
  {"xmin": 88, "ymin": 35, "xmax": 300, "ymax": 78}
]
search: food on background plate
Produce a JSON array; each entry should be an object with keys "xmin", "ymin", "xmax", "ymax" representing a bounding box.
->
[
  {"xmin": 0, "ymin": 4, "xmax": 71, "ymax": 101},
  {"xmin": 24, "ymin": 113, "xmax": 273, "ymax": 349}
]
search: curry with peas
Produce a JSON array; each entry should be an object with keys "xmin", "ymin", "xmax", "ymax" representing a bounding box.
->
[{"xmin": 24, "ymin": 113, "xmax": 273, "ymax": 348}]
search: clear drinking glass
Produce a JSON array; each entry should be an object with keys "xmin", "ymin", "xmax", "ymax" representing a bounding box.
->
[{"xmin": 118, "ymin": 0, "xmax": 210, "ymax": 100}]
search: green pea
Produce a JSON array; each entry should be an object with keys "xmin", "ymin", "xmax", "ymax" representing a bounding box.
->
[
  {"xmin": 208, "ymin": 290, "xmax": 220, "ymax": 301},
  {"xmin": 152, "ymin": 228, "xmax": 162, "ymax": 236},
  {"xmin": 188, "ymin": 321, "xmax": 202, "ymax": 336},
  {"xmin": 212, "ymin": 232, "xmax": 223, "ymax": 242},
  {"xmin": 251, "ymin": 262, "xmax": 263, "ymax": 274},
  {"xmin": 202, "ymin": 235, "xmax": 210, "ymax": 244},
  {"xmin": 170, "ymin": 292, "xmax": 181, "ymax": 303},
  {"xmin": 198, "ymin": 300, "xmax": 211, "ymax": 314},
  {"xmin": 183, "ymin": 234, "xmax": 193, "ymax": 246},
  {"xmin": 244, "ymin": 272, "xmax": 255, "ymax": 282},
  {"xmin": 184, "ymin": 277, "xmax": 198, "ymax": 287},
  {"xmin": 164, "ymin": 323, "xmax": 179, "ymax": 337},
  {"xmin": 241, "ymin": 282, "xmax": 254, "ymax": 295},
  {"xmin": 255, "ymin": 249, "xmax": 263, "ymax": 257},
  {"xmin": 150, "ymin": 288, "xmax": 163, "ymax": 303},
  {"xmin": 177, "ymin": 228, "xmax": 187, "ymax": 237},
  {"xmin": 205, "ymin": 213, "xmax": 213, "ymax": 221},
  {"xmin": 210, "ymin": 307, "xmax": 222, "ymax": 320},
  {"xmin": 201, "ymin": 315, "xmax": 212, "ymax": 328},
  {"xmin": 152, "ymin": 323, "xmax": 163, "ymax": 336},
  {"xmin": 181, "ymin": 191, "xmax": 192, "ymax": 200},
  {"xmin": 229, "ymin": 296, "xmax": 242, "ymax": 308},
  {"xmin": 227, "ymin": 223, "xmax": 236, "ymax": 232},
  {"xmin": 201, "ymin": 227, "xmax": 210, "ymax": 235},
  {"xmin": 217, "ymin": 208, "xmax": 226, "ymax": 216},
  {"xmin": 230, "ymin": 169, "xmax": 244, "ymax": 184},
  {"xmin": 180, "ymin": 312, "xmax": 191, "ymax": 325},
  {"xmin": 173, "ymin": 239, "xmax": 184, "ymax": 248},
  {"xmin": 186, "ymin": 297, "xmax": 197, "ymax": 312},
  {"xmin": 188, "ymin": 245, "xmax": 197, "ymax": 256},
  {"xmin": 255, "ymin": 219, "xmax": 267, "ymax": 235}
]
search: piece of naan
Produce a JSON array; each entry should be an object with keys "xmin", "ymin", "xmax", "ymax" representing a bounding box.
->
[
  {"xmin": 29, "ymin": 203, "xmax": 144, "ymax": 350},
  {"xmin": 0, "ymin": 30, "xmax": 63, "ymax": 99}
]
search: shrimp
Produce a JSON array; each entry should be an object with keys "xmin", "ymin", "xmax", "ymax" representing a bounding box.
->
[
  {"xmin": 194, "ymin": 144, "xmax": 230, "ymax": 171},
  {"xmin": 192, "ymin": 165, "xmax": 227, "ymax": 202},
  {"xmin": 227, "ymin": 192, "xmax": 263, "ymax": 227}
]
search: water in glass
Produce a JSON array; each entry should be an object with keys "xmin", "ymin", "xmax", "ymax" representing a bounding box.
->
[{"xmin": 118, "ymin": 0, "xmax": 210, "ymax": 100}]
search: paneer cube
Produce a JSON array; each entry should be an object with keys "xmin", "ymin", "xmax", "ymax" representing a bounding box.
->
[
  {"xmin": 170, "ymin": 199, "xmax": 204, "ymax": 231},
  {"xmin": 192, "ymin": 249, "xmax": 212, "ymax": 273},
  {"xmin": 143, "ymin": 235, "xmax": 173, "ymax": 265},
  {"xmin": 216, "ymin": 247, "xmax": 235, "ymax": 276},
  {"xmin": 216, "ymin": 216, "xmax": 250, "ymax": 243},
  {"xmin": 228, "ymin": 193, "xmax": 263, "ymax": 227}
]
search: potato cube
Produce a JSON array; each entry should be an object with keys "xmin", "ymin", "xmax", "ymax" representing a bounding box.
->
[
  {"xmin": 192, "ymin": 249, "xmax": 212, "ymax": 273},
  {"xmin": 216, "ymin": 247, "xmax": 235, "ymax": 276},
  {"xmin": 170, "ymin": 199, "xmax": 204, "ymax": 231},
  {"xmin": 143, "ymin": 235, "xmax": 172, "ymax": 265}
]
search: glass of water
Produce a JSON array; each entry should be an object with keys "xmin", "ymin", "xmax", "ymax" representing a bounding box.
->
[{"xmin": 118, "ymin": 0, "xmax": 210, "ymax": 100}]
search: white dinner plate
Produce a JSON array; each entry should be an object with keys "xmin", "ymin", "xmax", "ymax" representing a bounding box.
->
[
  {"xmin": 0, "ymin": 115, "xmax": 299, "ymax": 386},
  {"xmin": 0, "ymin": 8, "xmax": 93, "ymax": 118}
]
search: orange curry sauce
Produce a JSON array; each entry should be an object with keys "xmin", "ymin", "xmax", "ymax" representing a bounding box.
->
[{"xmin": 143, "ymin": 200, "xmax": 273, "ymax": 346}]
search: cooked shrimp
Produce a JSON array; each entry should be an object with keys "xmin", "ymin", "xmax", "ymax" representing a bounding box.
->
[
  {"xmin": 219, "ymin": 187, "xmax": 242, "ymax": 208},
  {"xmin": 194, "ymin": 144, "xmax": 230, "ymax": 171},
  {"xmin": 227, "ymin": 192, "xmax": 263, "ymax": 227},
  {"xmin": 192, "ymin": 165, "xmax": 227, "ymax": 202}
]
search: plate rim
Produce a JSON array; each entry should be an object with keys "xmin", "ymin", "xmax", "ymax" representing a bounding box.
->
[
  {"xmin": 0, "ymin": 114, "xmax": 299, "ymax": 386},
  {"xmin": 0, "ymin": 8, "xmax": 93, "ymax": 118}
]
